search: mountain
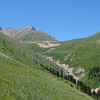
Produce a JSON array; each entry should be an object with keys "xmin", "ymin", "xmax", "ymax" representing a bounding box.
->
[
  {"xmin": 83, "ymin": 32, "xmax": 100, "ymax": 42},
  {"xmin": 45, "ymin": 32, "xmax": 100, "ymax": 90},
  {"xmin": 0, "ymin": 32, "xmax": 93, "ymax": 100},
  {"xmin": 1, "ymin": 25, "xmax": 57, "ymax": 42}
]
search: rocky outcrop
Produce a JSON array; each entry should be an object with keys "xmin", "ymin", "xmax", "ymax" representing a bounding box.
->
[{"xmin": 23, "ymin": 25, "xmax": 36, "ymax": 30}]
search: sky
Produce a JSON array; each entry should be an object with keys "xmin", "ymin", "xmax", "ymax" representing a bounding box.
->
[{"xmin": 0, "ymin": 0, "xmax": 100, "ymax": 41}]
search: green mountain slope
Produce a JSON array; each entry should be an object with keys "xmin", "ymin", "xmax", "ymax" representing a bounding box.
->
[
  {"xmin": 83, "ymin": 32, "xmax": 100, "ymax": 42},
  {"xmin": 45, "ymin": 32, "xmax": 100, "ymax": 88},
  {"xmin": 0, "ymin": 32, "xmax": 93, "ymax": 100},
  {"xmin": 0, "ymin": 32, "xmax": 61, "ymax": 72},
  {"xmin": 0, "ymin": 57, "xmax": 93, "ymax": 100}
]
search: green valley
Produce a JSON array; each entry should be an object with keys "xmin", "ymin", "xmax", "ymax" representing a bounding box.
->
[{"xmin": 0, "ymin": 26, "xmax": 98, "ymax": 100}]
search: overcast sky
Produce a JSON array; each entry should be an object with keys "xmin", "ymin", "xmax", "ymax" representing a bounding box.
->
[{"xmin": 0, "ymin": 0, "xmax": 100, "ymax": 41}]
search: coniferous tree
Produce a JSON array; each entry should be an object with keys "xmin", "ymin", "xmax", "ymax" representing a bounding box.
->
[
  {"xmin": 71, "ymin": 84, "xmax": 73, "ymax": 87},
  {"xmin": 61, "ymin": 69, "xmax": 64, "ymax": 78},
  {"xmin": 56, "ymin": 71, "xmax": 60, "ymax": 77},
  {"xmin": 86, "ymin": 86, "xmax": 91, "ymax": 95}
]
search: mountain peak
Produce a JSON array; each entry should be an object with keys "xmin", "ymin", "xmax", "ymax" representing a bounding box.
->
[
  {"xmin": 1, "ymin": 25, "xmax": 57, "ymax": 42},
  {"xmin": 23, "ymin": 25, "xmax": 35, "ymax": 30}
]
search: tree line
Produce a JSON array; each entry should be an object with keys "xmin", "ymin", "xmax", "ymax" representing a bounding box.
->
[
  {"xmin": 33, "ymin": 59, "xmax": 100, "ymax": 99},
  {"xmin": 88, "ymin": 66, "xmax": 100, "ymax": 79}
]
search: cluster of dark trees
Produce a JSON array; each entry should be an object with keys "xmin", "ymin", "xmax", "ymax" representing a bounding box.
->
[
  {"xmin": 88, "ymin": 66, "xmax": 100, "ymax": 79},
  {"xmin": 77, "ymin": 80, "xmax": 91, "ymax": 95},
  {"xmin": 33, "ymin": 59, "xmax": 100, "ymax": 99}
]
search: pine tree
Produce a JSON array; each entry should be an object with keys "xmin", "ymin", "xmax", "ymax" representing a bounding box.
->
[{"xmin": 61, "ymin": 69, "xmax": 64, "ymax": 78}]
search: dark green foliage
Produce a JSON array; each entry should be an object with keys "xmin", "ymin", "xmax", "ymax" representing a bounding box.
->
[
  {"xmin": 88, "ymin": 66, "xmax": 100, "ymax": 79},
  {"xmin": 71, "ymin": 84, "xmax": 73, "ymax": 87},
  {"xmin": 61, "ymin": 69, "xmax": 64, "ymax": 78},
  {"xmin": 77, "ymin": 80, "xmax": 92, "ymax": 96},
  {"xmin": 92, "ymin": 90, "xmax": 100, "ymax": 100},
  {"xmin": 67, "ymin": 75, "xmax": 76, "ymax": 84}
]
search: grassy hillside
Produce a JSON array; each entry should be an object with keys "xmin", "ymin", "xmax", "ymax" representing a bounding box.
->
[
  {"xmin": 0, "ymin": 32, "xmax": 62, "ymax": 73},
  {"xmin": 19, "ymin": 31, "xmax": 56, "ymax": 42},
  {"xmin": 0, "ymin": 57, "xmax": 93, "ymax": 100},
  {"xmin": 0, "ymin": 32, "xmax": 93, "ymax": 100},
  {"xmin": 45, "ymin": 32, "xmax": 100, "ymax": 88}
]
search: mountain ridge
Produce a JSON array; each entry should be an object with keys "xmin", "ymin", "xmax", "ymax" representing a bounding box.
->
[{"xmin": 0, "ymin": 25, "xmax": 57, "ymax": 42}]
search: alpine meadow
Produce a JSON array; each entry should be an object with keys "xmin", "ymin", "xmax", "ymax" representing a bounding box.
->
[{"xmin": 1, "ymin": 25, "xmax": 100, "ymax": 100}]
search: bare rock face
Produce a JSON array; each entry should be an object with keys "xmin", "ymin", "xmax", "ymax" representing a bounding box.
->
[{"xmin": 23, "ymin": 25, "xmax": 35, "ymax": 30}]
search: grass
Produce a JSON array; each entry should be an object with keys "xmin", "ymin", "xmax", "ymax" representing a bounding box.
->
[
  {"xmin": 0, "ymin": 57, "xmax": 93, "ymax": 100},
  {"xmin": 0, "ymin": 33, "xmax": 93, "ymax": 100},
  {"xmin": 45, "ymin": 32, "xmax": 100, "ymax": 88}
]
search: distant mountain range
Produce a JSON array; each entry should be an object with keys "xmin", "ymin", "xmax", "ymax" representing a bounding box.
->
[{"xmin": 0, "ymin": 25, "xmax": 57, "ymax": 42}]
